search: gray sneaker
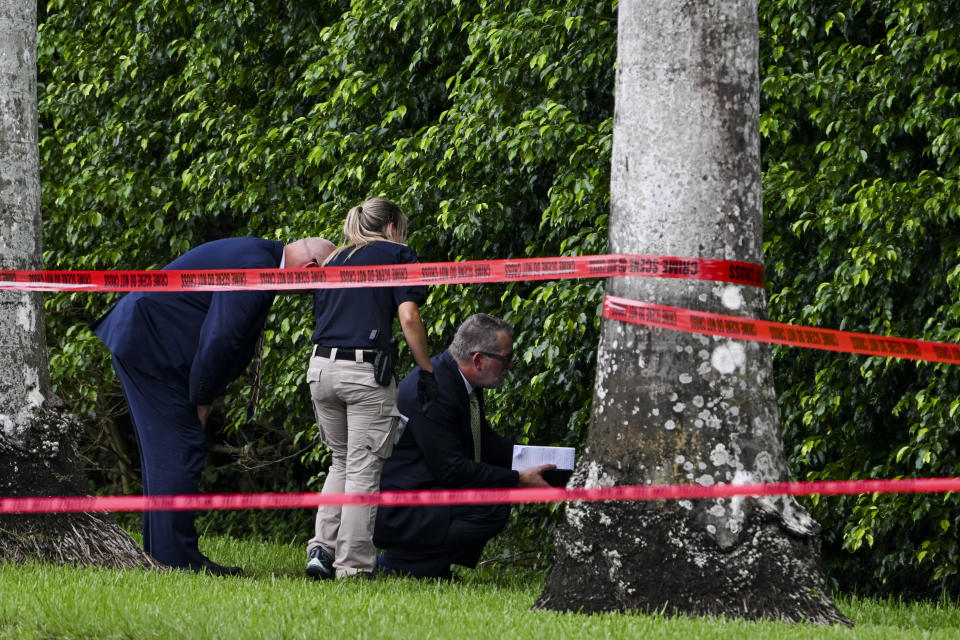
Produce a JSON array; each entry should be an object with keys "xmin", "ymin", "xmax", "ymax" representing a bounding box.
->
[{"xmin": 305, "ymin": 545, "xmax": 334, "ymax": 581}]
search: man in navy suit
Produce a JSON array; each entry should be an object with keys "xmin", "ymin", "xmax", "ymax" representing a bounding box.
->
[
  {"xmin": 373, "ymin": 313, "xmax": 554, "ymax": 579},
  {"xmin": 92, "ymin": 236, "xmax": 334, "ymax": 575}
]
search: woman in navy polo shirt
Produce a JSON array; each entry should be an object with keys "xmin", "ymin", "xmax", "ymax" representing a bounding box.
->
[{"xmin": 304, "ymin": 197, "xmax": 437, "ymax": 580}]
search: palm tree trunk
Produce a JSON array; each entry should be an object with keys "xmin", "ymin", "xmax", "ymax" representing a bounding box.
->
[{"xmin": 535, "ymin": 0, "xmax": 849, "ymax": 624}]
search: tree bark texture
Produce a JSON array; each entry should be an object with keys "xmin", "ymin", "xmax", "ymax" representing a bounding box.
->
[
  {"xmin": 0, "ymin": 0, "xmax": 153, "ymax": 569},
  {"xmin": 0, "ymin": 0, "xmax": 50, "ymax": 436},
  {"xmin": 535, "ymin": 1, "xmax": 849, "ymax": 624}
]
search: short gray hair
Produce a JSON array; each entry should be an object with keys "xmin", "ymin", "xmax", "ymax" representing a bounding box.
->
[{"xmin": 449, "ymin": 314, "xmax": 514, "ymax": 362}]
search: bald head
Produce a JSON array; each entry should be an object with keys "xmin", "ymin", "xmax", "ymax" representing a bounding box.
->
[{"xmin": 283, "ymin": 237, "xmax": 336, "ymax": 269}]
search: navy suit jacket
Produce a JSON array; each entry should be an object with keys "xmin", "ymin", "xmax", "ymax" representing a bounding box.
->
[
  {"xmin": 91, "ymin": 238, "xmax": 284, "ymax": 405},
  {"xmin": 374, "ymin": 351, "xmax": 519, "ymax": 547}
]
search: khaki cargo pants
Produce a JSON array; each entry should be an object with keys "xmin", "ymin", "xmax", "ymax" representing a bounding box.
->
[{"xmin": 305, "ymin": 349, "xmax": 399, "ymax": 577}]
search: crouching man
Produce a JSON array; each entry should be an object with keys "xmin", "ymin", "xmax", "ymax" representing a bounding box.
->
[{"xmin": 373, "ymin": 313, "xmax": 553, "ymax": 579}]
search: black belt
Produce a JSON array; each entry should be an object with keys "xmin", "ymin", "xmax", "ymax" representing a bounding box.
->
[{"xmin": 314, "ymin": 346, "xmax": 377, "ymax": 364}]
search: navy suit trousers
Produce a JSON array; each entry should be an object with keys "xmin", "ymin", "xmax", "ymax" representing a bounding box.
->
[
  {"xmin": 112, "ymin": 356, "xmax": 206, "ymax": 568},
  {"xmin": 380, "ymin": 504, "xmax": 510, "ymax": 578}
]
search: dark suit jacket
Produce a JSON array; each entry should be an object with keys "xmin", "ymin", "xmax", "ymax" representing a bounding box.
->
[
  {"xmin": 374, "ymin": 350, "xmax": 520, "ymax": 547},
  {"xmin": 91, "ymin": 238, "xmax": 284, "ymax": 405}
]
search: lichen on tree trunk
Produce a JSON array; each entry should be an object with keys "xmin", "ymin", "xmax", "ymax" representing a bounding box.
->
[
  {"xmin": 535, "ymin": 486, "xmax": 848, "ymax": 624},
  {"xmin": 533, "ymin": 318, "xmax": 851, "ymax": 624}
]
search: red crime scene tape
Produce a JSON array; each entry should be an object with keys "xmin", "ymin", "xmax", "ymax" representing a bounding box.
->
[
  {"xmin": 3, "ymin": 477, "xmax": 960, "ymax": 514},
  {"xmin": 603, "ymin": 296, "xmax": 960, "ymax": 366},
  {"xmin": 0, "ymin": 254, "xmax": 766, "ymax": 292}
]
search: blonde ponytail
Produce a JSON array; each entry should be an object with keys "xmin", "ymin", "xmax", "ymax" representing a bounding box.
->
[{"xmin": 324, "ymin": 197, "xmax": 409, "ymax": 264}]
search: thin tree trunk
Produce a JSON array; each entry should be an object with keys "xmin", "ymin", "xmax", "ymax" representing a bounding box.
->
[{"xmin": 535, "ymin": 1, "xmax": 849, "ymax": 624}]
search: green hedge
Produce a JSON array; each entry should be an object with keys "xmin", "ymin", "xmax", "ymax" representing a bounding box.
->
[{"xmin": 760, "ymin": 0, "xmax": 960, "ymax": 596}]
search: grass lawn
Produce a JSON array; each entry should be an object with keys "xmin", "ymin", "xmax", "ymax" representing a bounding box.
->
[{"xmin": 2, "ymin": 536, "xmax": 960, "ymax": 639}]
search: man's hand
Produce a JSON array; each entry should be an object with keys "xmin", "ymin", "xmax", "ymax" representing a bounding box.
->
[
  {"xmin": 518, "ymin": 463, "xmax": 555, "ymax": 488},
  {"xmin": 417, "ymin": 369, "xmax": 439, "ymax": 413},
  {"xmin": 197, "ymin": 404, "xmax": 210, "ymax": 427}
]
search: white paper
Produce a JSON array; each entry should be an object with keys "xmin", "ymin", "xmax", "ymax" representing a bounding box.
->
[
  {"xmin": 511, "ymin": 445, "xmax": 575, "ymax": 471},
  {"xmin": 394, "ymin": 413, "xmax": 409, "ymax": 444}
]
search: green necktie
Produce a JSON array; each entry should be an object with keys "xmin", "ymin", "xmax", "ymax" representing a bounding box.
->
[{"xmin": 469, "ymin": 390, "xmax": 482, "ymax": 462}]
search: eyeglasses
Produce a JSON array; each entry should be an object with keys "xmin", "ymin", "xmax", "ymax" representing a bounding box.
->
[{"xmin": 473, "ymin": 351, "xmax": 513, "ymax": 366}]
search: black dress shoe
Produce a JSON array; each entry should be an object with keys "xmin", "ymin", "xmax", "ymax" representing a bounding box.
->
[{"xmin": 188, "ymin": 558, "xmax": 243, "ymax": 577}]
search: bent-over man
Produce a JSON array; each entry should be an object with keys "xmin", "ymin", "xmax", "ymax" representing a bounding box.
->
[{"xmin": 92, "ymin": 236, "xmax": 335, "ymax": 575}]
